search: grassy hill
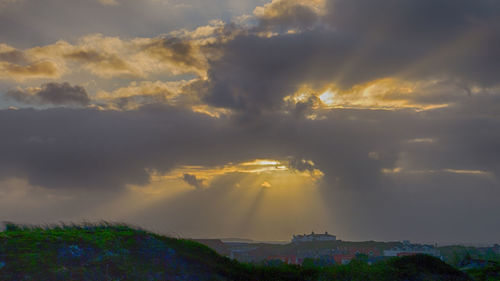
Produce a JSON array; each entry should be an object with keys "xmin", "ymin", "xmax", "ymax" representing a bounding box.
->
[{"xmin": 0, "ymin": 223, "xmax": 478, "ymax": 281}]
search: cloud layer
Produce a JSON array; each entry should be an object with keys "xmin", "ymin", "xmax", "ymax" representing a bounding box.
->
[{"xmin": 6, "ymin": 82, "xmax": 90, "ymax": 106}]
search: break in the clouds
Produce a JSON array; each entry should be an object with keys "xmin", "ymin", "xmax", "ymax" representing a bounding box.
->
[{"xmin": 0, "ymin": 0, "xmax": 499, "ymax": 243}]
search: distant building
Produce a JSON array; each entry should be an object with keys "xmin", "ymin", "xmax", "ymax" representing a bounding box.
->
[
  {"xmin": 383, "ymin": 240, "xmax": 440, "ymax": 258},
  {"xmin": 292, "ymin": 232, "xmax": 336, "ymax": 243}
]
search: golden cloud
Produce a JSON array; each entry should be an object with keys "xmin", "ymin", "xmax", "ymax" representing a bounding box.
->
[
  {"xmin": 0, "ymin": 43, "xmax": 63, "ymax": 81},
  {"xmin": 254, "ymin": 0, "xmax": 326, "ymax": 21},
  {"xmin": 382, "ymin": 167, "xmax": 493, "ymax": 178},
  {"xmin": 1, "ymin": 30, "xmax": 217, "ymax": 82},
  {"xmin": 284, "ymin": 78, "xmax": 452, "ymax": 114},
  {"xmin": 0, "ymin": 61, "xmax": 61, "ymax": 81},
  {"xmin": 151, "ymin": 158, "xmax": 324, "ymax": 188},
  {"xmin": 94, "ymin": 78, "xmax": 213, "ymax": 111},
  {"xmin": 142, "ymin": 38, "xmax": 208, "ymax": 78}
]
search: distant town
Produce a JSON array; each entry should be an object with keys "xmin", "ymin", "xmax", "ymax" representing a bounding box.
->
[{"xmin": 195, "ymin": 232, "xmax": 500, "ymax": 268}]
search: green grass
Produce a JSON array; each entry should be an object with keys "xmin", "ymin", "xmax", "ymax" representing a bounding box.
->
[{"xmin": 0, "ymin": 222, "xmax": 484, "ymax": 281}]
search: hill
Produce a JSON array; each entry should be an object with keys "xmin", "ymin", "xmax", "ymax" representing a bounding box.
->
[{"xmin": 0, "ymin": 223, "xmax": 475, "ymax": 281}]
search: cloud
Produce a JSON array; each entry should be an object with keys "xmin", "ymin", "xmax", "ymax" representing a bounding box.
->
[
  {"xmin": 288, "ymin": 158, "xmax": 315, "ymax": 172},
  {"xmin": 254, "ymin": 0, "xmax": 325, "ymax": 31},
  {"xmin": 0, "ymin": 44, "xmax": 27, "ymax": 64},
  {"xmin": 94, "ymin": 79, "xmax": 205, "ymax": 110},
  {"xmin": 0, "ymin": 32, "xmax": 214, "ymax": 81},
  {"xmin": 26, "ymin": 36, "xmax": 146, "ymax": 79},
  {"xmin": 0, "ymin": 0, "xmax": 262, "ymax": 47},
  {"xmin": 0, "ymin": 44, "xmax": 62, "ymax": 81},
  {"xmin": 142, "ymin": 37, "xmax": 209, "ymax": 78},
  {"xmin": 201, "ymin": 0, "xmax": 500, "ymax": 119},
  {"xmin": 63, "ymin": 48, "xmax": 137, "ymax": 78},
  {"xmin": 6, "ymin": 82, "xmax": 90, "ymax": 106},
  {"xmin": 0, "ymin": 105, "xmax": 233, "ymax": 190},
  {"xmin": 182, "ymin": 173, "xmax": 205, "ymax": 189},
  {"xmin": 1, "ymin": 90, "xmax": 499, "ymax": 192},
  {"xmin": 0, "ymin": 61, "xmax": 61, "ymax": 81}
]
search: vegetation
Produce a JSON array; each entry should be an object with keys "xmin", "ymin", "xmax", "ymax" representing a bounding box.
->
[
  {"xmin": 0, "ymin": 222, "xmax": 491, "ymax": 280},
  {"xmin": 439, "ymin": 245, "xmax": 500, "ymax": 267},
  {"xmin": 467, "ymin": 265, "xmax": 500, "ymax": 281}
]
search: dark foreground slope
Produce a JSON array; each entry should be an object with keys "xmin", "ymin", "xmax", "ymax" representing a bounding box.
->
[{"xmin": 0, "ymin": 223, "xmax": 474, "ymax": 281}]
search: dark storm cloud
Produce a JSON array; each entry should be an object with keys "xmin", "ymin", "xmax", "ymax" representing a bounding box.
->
[
  {"xmin": 0, "ymin": 0, "xmax": 498, "ymax": 192},
  {"xmin": 203, "ymin": 0, "xmax": 500, "ymax": 116},
  {"xmin": 323, "ymin": 0, "xmax": 500, "ymax": 85},
  {"xmin": 0, "ymin": 105, "xmax": 295, "ymax": 190},
  {"xmin": 182, "ymin": 173, "xmax": 205, "ymax": 189},
  {"xmin": 143, "ymin": 37, "xmax": 207, "ymax": 74},
  {"xmin": 148, "ymin": 39, "xmax": 196, "ymax": 66},
  {"xmin": 0, "ymin": 106, "xmax": 220, "ymax": 190},
  {"xmin": 288, "ymin": 157, "xmax": 315, "ymax": 172},
  {"xmin": 1, "ymin": 91, "xmax": 499, "ymax": 192},
  {"xmin": 6, "ymin": 82, "xmax": 90, "ymax": 106}
]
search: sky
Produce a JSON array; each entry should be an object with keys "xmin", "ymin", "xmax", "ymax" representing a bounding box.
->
[{"xmin": 0, "ymin": 0, "xmax": 499, "ymax": 244}]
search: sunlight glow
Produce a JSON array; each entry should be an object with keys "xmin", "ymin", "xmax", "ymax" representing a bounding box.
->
[
  {"xmin": 242, "ymin": 159, "xmax": 281, "ymax": 166},
  {"xmin": 319, "ymin": 90, "xmax": 335, "ymax": 105},
  {"xmin": 101, "ymin": 157, "xmax": 329, "ymax": 240},
  {"xmin": 382, "ymin": 167, "xmax": 492, "ymax": 177},
  {"xmin": 444, "ymin": 169, "xmax": 491, "ymax": 176},
  {"xmin": 260, "ymin": 181, "xmax": 272, "ymax": 188},
  {"xmin": 285, "ymin": 78, "xmax": 452, "ymax": 112}
]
